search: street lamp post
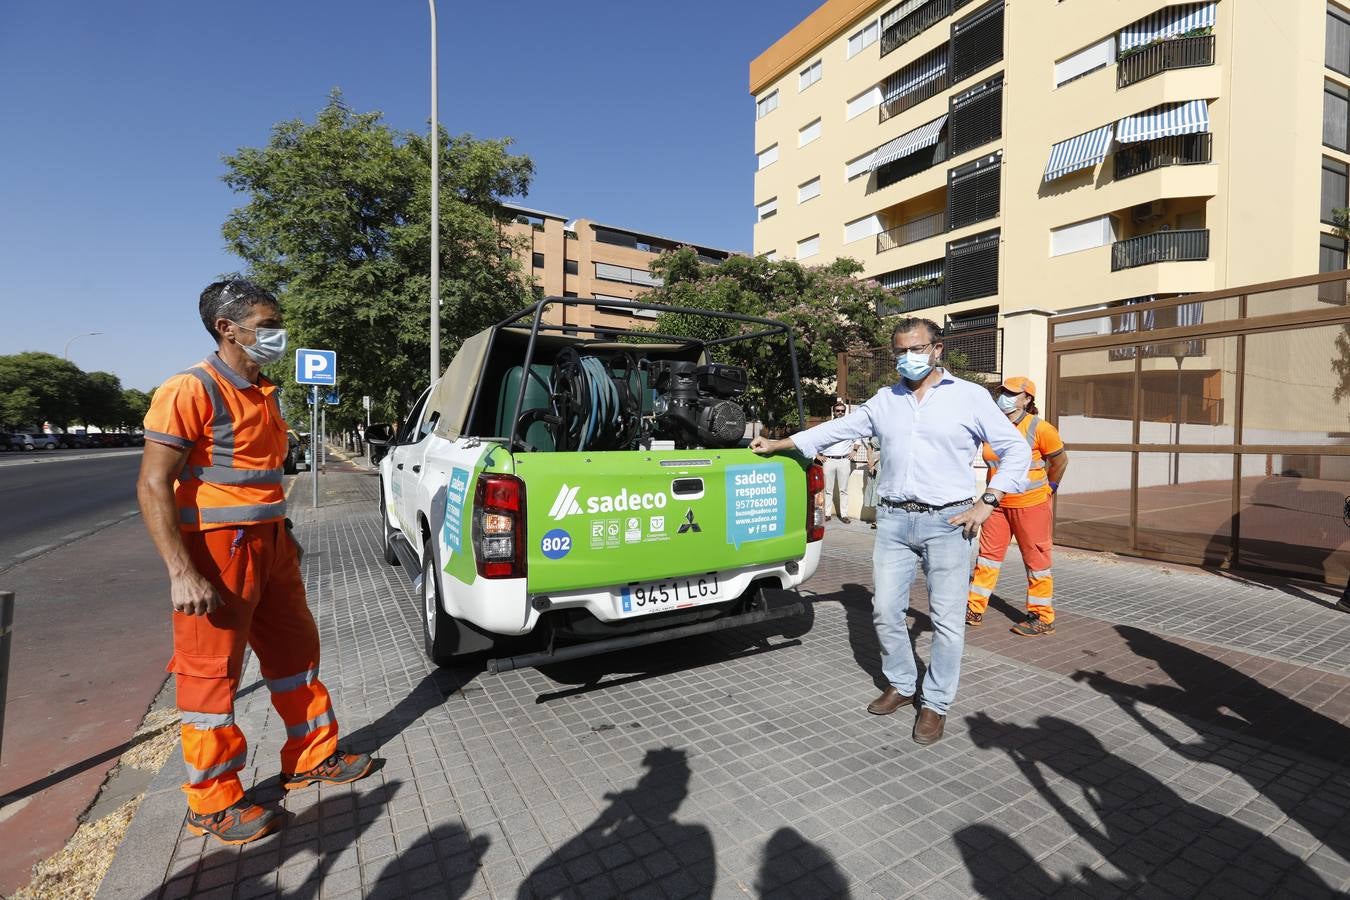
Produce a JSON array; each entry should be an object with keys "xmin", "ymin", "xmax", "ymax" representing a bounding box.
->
[
  {"xmin": 428, "ymin": 0, "xmax": 440, "ymax": 385},
  {"xmin": 63, "ymin": 331, "xmax": 103, "ymax": 360}
]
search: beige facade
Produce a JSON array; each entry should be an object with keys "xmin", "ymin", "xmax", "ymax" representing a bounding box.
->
[
  {"xmin": 750, "ymin": 0, "xmax": 1350, "ymax": 393},
  {"xmin": 501, "ymin": 205, "xmax": 733, "ymax": 332}
]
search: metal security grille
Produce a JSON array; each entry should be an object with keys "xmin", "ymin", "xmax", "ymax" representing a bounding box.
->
[
  {"xmin": 944, "ymin": 229, "xmax": 999, "ymax": 303},
  {"xmin": 947, "ymin": 152, "xmax": 1001, "ymax": 231},
  {"xmin": 877, "ymin": 259, "xmax": 945, "ymax": 315},
  {"xmin": 942, "ymin": 318, "xmax": 1002, "ymax": 377},
  {"xmin": 950, "ymin": 0, "xmax": 1004, "ymax": 84},
  {"xmin": 948, "ymin": 73, "xmax": 1003, "ymax": 157}
]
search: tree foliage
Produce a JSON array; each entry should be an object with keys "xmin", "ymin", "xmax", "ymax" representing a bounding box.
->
[
  {"xmin": 220, "ymin": 90, "xmax": 536, "ymax": 429},
  {"xmin": 643, "ymin": 250, "xmax": 896, "ymax": 427},
  {"xmin": 0, "ymin": 353, "xmax": 148, "ymax": 430}
]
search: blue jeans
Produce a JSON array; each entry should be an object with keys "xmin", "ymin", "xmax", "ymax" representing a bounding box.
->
[{"xmin": 871, "ymin": 503, "xmax": 974, "ymax": 715}]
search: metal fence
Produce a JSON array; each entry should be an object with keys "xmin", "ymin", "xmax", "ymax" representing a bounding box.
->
[
  {"xmin": 836, "ymin": 324, "xmax": 1001, "ymax": 402},
  {"xmin": 1112, "ymin": 229, "xmax": 1210, "ymax": 271},
  {"xmin": 1046, "ymin": 270, "xmax": 1350, "ymax": 585},
  {"xmin": 1117, "ymin": 34, "xmax": 1215, "ymax": 89},
  {"xmin": 878, "ymin": 212, "xmax": 946, "ymax": 253},
  {"xmin": 1114, "ymin": 133, "xmax": 1212, "ymax": 181}
]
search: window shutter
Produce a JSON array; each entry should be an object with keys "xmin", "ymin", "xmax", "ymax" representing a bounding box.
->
[
  {"xmin": 945, "ymin": 229, "xmax": 999, "ymax": 302},
  {"xmin": 946, "ymin": 153, "xmax": 1001, "ymax": 230},
  {"xmin": 1054, "ymin": 36, "xmax": 1116, "ymax": 87},
  {"xmin": 949, "ymin": 0, "xmax": 1004, "ymax": 84},
  {"xmin": 1326, "ymin": 83, "xmax": 1349, "ymax": 152},
  {"xmin": 797, "ymin": 234, "xmax": 820, "ymax": 259},
  {"xmin": 1323, "ymin": 158, "xmax": 1348, "ymax": 224},
  {"xmin": 948, "ymin": 73, "xmax": 1002, "ymax": 157}
]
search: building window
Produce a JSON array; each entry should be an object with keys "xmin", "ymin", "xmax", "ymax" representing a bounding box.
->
[
  {"xmin": 594, "ymin": 227, "xmax": 639, "ymax": 249},
  {"xmin": 764, "ymin": 250, "xmax": 780, "ymax": 262},
  {"xmin": 880, "ymin": 44, "xmax": 949, "ymax": 122},
  {"xmin": 844, "ymin": 215, "xmax": 883, "ymax": 244},
  {"xmin": 846, "ymin": 152, "xmax": 873, "ymax": 180},
  {"xmin": 799, "ymin": 59, "xmax": 822, "ymax": 91},
  {"xmin": 595, "ymin": 262, "xmax": 662, "ymax": 287},
  {"xmin": 756, "ymin": 197, "xmax": 778, "ymax": 222},
  {"xmin": 798, "ymin": 177, "xmax": 821, "ymax": 204},
  {"xmin": 945, "ymin": 229, "xmax": 1000, "ymax": 303},
  {"xmin": 848, "ymin": 20, "xmax": 879, "ymax": 58},
  {"xmin": 756, "ymin": 89, "xmax": 779, "ymax": 119},
  {"xmin": 946, "ymin": 153, "xmax": 1001, "ymax": 230},
  {"xmin": 1050, "ymin": 215, "xmax": 1116, "ymax": 257},
  {"xmin": 1321, "ymin": 233, "xmax": 1348, "ymax": 272},
  {"xmin": 564, "ymin": 258, "xmax": 579, "ymax": 275},
  {"xmin": 799, "ymin": 118, "xmax": 822, "ymax": 147},
  {"xmin": 563, "ymin": 290, "xmax": 578, "ymax": 297},
  {"xmin": 797, "ymin": 234, "xmax": 820, "ymax": 259},
  {"xmin": 757, "ymin": 144, "xmax": 779, "ymax": 170},
  {"xmin": 1327, "ymin": 81, "xmax": 1350, "ymax": 151},
  {"xmin": 531, "ymin": 252, "xmax": 545, "ymax": 269},
  {"xmin": 847, "ymin": 86, "xmax": 882, "ymax": 120},
  {"xmin": 1323, "ymin": 157, "xmax": 1348, "ymax": 224},
  {"xmin": 1054, "ymin": 36, "xmax": 1115, "ymax": 87},
  {"xmin": 950, "ymin": 0, "xmax": 1005, "ymax": 84},
  {"xmin": 1329, "ymin": 6, "xmax": 1350, "ymax": 75},
  {"xmin": 948, "ymin": 73, "xmax": 1003, "ymax": 158}
]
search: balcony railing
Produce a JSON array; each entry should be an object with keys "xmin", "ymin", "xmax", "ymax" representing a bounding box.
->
[
  {"xmin": 1116, "ymin": 34, "xmax": 1215, "ymax": 89},
  {"xmin": 1113, "ymin": 133, "xmax": 1212, "ymax": 181},
  {"xmin": 1111, "ymin": 229, "xmax": 1210, "ymax": 271},
  {"xmin": 879, "ymin": 73, "xmax": 951, "ymax": 122},
  {"xmin": 878, "ymin": 211, "xmax": 946, "ymax": 253},
  {"xmin": 881, "ymin": 0, "xmax": 950, "ymax": 57}
]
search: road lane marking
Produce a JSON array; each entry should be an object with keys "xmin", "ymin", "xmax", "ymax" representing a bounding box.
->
[{"xmin": 0, "ymin": 509, "xmax": 142, "ymax": 574}]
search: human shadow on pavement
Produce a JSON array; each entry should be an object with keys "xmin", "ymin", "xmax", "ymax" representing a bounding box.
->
[
  {"xmin": 834, "ymin": 584, "xmax": 887, "ymax": 690},
  {"xmin": 368, "ymin": 821, "xmax": 491, "ymax": 898},
  {"xmin": 517, "ymin": 747, "xmax": 715, "ymax": 898},
  {"xmin": 963, "ymin": 713, "xmax": 1338, "ymax": 896},
  {"xmin": 1073, "ymin": 625, "xmax": 1350, "ymax": 858},
  {"xmin": 339, "ymin": 667, "xmax": 473, "ymax": 756},
  {"xmin": 754, "ymin": 826, "xmax": 851, "ymax": 899}
]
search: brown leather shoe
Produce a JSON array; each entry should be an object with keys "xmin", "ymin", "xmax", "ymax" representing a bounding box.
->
[
  {"xmin": 866, "ymin": 686, "xmax": 915, "ymax": 716},
  {"xmin": 913, "ymin": 708, "xmax": 946, "ymax": 745},
  {"xmin": 965, "ymin": 609, "xmax": 984, "ymax": 627}
]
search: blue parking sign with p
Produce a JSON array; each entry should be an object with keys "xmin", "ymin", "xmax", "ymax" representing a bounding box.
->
[{"xmin": 295, "ymin": 348, "xmax": 337, "ymax": 386}]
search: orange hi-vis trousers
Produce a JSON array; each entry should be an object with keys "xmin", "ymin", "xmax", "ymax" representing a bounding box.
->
[
  {"xmin": 967, "ymin": 500, "xmax": 1055, "ymax": 624},
  {"xmin": 169, "ymin": 520, "xmax": 338, "ymax": 814}
]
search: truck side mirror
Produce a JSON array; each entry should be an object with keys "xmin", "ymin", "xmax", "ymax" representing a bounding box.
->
[{"xmin": 365, "ymin": 423, "xmax": 395, "ymax": 446}]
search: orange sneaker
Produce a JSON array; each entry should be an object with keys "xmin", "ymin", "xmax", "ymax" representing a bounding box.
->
[
  {"xmin": 185, "ymin": 798, "xmax": 279, "ymax": 845},
  {"xmin": 281, "ymin": 750, "xmax": 375, "ymax": 791}
]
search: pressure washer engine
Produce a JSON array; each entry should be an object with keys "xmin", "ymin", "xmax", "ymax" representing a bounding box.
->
[{"xmin": 650, "ymin": 360, "xmax": 748, "ymax": 449}]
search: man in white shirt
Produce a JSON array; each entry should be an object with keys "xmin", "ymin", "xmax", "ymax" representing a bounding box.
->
[
  {"xmin": 751, "ymin": 318, "xmax": 1030, "ymax": 745},
  {"xmin": 819, "ymin": 402, "xmax": 858, "ymax": 523}
]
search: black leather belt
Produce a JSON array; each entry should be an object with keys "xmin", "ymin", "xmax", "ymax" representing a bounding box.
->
[
  {"xmin": 878, "ymin": 497, "xmax": 973, "ymax": 512},
  {"xmin": 823, "ymin": 454, "xmax": 851, "ymax": 459}
]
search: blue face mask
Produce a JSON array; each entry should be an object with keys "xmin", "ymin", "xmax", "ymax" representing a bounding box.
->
[
  {"xmin": 996, "ymin": 392, "xmax": 1021, "ymax": 413},
  {"xmin": 235, "ymin": 323, "xmax": 288, "ymax": 365},
  {"xmin": 896, "ymin": 350, "xmax": 933, "ymax": 382}
]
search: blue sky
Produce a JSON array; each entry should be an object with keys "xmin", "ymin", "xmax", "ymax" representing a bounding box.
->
[{"xmin": 0, "ymin": 0, "xmax": 819, "ymax": 390}]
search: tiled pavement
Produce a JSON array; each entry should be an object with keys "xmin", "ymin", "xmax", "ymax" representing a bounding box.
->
[{"xmin": 98, "ymin": 471, "xmax": 1350, "ymax": 898}]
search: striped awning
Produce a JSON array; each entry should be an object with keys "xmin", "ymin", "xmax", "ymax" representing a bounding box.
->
[
  {"xmin": 1119, "ymin": 2, "xmax": 1217, "ymax": 53},
  {"xmin": 882, "ymin": 0, "xmax": 927, "ymax": 31},
  {"xmin": 868, "ymin": 115, "xmax": 948, "ymax": 171},
  {"xmin": 1117, "ymin": 100, "xmax": 1209, "ymax": 144},
  {"xmin": 884, "ymin": 47, "xmax": 948, "ymax": 100},
  {"xmin": 1043, "ymin": 123, "xmax": 1115, "ymax": 182}
]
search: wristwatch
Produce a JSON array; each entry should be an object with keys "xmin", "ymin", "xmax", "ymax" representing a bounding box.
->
[{"xmin": 980, "ymin": 491, "xmax": 1000, "ymax": 508}]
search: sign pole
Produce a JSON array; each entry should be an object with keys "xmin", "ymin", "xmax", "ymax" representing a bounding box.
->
[{"xmin": 311, "ymin": 385, "xmax": 319, "ymax": 509}]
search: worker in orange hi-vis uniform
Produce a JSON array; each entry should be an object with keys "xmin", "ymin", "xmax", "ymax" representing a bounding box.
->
[
  {"xmin": 965, "ymin": 377, "xmax": 1070, "ymax": 637},
  {"xmin": 137, "ymin": 279, "xmax": 376, "ymax": 845}
]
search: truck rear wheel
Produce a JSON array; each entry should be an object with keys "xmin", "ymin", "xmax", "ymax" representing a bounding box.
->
[
  {"xmin": 380, "ymin": 486, "xmax": 399, "ymax": 566},
  {"xmin": 422, "ymin": 537, "xmax": 456, "ymax": 666}
]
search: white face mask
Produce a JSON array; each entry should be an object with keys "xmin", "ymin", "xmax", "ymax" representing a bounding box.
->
[
  {"xmin": 996, "ymin": 393, "xmax": 1021, "ymax": 413},
  {"xmin": 234, "ymin": 322, "xmax": 288, "ymax": 365}
]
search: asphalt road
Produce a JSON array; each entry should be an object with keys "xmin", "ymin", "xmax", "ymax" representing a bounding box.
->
[{"xmin": 0, "ymin": 449, "xmax": 143, "ymax": 570}]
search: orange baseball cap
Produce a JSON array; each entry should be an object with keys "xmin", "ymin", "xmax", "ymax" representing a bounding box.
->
[{"xmin": 1001, "ymin": 376, "xmax": 1036, "ymax": 396}]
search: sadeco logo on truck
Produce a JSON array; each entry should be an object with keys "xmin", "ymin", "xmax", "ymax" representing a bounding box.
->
[{"xmin": 547, "ymin": 484, "xmax": 669, "ymax": 520}]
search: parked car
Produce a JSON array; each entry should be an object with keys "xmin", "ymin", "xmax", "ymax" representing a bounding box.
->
[
  {"xmin": 284, "ymin": 429, "xmax": 309, "ymax": 474},
  {"xmin": 27, "ymin": 432, "xmax": 58, "ymax": 450},
  {"xmin": 368, "ymin": 296, "xmax": 821, "ymax": 672},
  {"xmin": 57, "ymin": 433, "xmax": 89, "ymax": 449},
  {"xmin": 0, "ymin": 432, "xmax": 28, "ymax": 451}
]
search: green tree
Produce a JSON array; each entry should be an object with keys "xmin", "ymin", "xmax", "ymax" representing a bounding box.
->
[
  {"xmin": 79, "ymin": 371, "xmax": 127, "ymax": 429},
  {"xmin": 644, "ymin": 249, "xmax": 896, "ymax": 427},
  {"xmin": 0, "ymin": 352, "xmax": 86, "ymax": 427},
  {"xmin": 122, "ymin": 388, "xmax": 153, "ymax": 429},
  {"xmin": 220, "ymin": 90, "xmax": 535, "ymax": 430}
]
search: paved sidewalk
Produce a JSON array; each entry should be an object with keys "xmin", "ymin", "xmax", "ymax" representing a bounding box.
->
[{"xmin": 99, "ymin": 473, "xmax": 1350, "ymax": 898}]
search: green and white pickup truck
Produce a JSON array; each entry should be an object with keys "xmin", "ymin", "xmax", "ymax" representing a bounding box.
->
[{"xmin": 367, "ymin": 297, "xmax": 824, "ymax": 672}]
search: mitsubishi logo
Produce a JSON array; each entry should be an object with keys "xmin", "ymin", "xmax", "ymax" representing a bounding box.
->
[
  {"xmin": 677, "ymin": 508, "xmax": 702, "ymax": 534},
  {"xmin": 548, "ymin": 484, "xmax": 583, "ymax": 521}
]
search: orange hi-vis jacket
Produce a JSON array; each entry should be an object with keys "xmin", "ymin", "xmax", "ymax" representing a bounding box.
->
[
  {"xmin": 981, "ymin": 414, "xmax": 1064, "ymax": 509},
  {"xmin": 143, "ymin": 354, "xmax": 288, "ymax": 530}
]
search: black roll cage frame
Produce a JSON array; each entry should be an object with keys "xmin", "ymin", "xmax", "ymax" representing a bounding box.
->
[{"xmin": 463, "ymin": 296, "xmax": 808, "ymax": 453}]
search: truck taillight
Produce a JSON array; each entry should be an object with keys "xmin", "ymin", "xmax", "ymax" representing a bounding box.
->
[
  {"xmin": 474, "ymin": 474, "xmax": 526, "ymax": 579},
  {"xmin": 807, "ymin": 462, "xmax": 825, "ymax": 543}
]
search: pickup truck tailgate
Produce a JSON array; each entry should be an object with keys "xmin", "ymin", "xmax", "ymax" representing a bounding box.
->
[{"xmin": 515, "ymin": 450, "xmax": 808, "ymax": 594}]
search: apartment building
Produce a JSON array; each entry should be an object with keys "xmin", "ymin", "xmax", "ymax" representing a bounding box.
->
[
  {"xmin": 750, "ymin": 0, "xmax": 1349, "ymax": 391},
  {"xmin": 501, "ymin": 205, "xmax": 733, "ymax": 331}
]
